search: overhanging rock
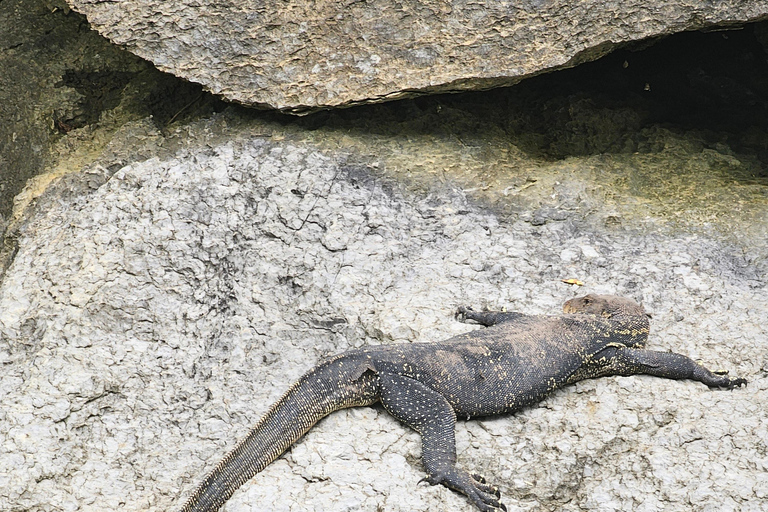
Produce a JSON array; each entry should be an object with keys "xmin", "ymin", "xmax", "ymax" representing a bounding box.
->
[{"xmin": 66, "ymin": 0, "xmax": 768, "ymax": 112}]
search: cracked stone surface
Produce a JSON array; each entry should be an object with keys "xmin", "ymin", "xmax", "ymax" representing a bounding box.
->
[
  {"xmin": 64, "ymin": 0, "xmax": 768, "ymax": 111},
  {"xmin": 1, "ymin": 115, "xmax": 766, "ymax": 512}
]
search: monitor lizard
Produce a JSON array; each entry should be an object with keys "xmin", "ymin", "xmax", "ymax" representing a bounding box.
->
[{"xmin": 177, "ymin": 294, "xmax": 747, "ymax": 512}]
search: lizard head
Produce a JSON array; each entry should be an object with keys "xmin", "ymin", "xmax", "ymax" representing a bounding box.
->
[
  {"xmin": 563, "ymin": 294, "xmax": 646, "ymax": 319},
  {"xmin": 563, "ymin": 294, "xmax": 650, "ymax": 348}
]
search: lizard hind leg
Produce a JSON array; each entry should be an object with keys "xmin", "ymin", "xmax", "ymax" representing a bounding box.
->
[{"xmin": 379, "ymin": 372, "xmax": 507, "ymax": 511}]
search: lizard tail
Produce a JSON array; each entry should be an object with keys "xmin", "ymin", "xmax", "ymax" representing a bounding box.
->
[{"xmin": 178, "ymin": 354, "xmax": 379, "ymax": 512}]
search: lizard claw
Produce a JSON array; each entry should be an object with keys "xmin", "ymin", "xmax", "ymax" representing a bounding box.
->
[
  {"xmin": 727, "ymin": 377, "xmax": 748, "ymax": 389},
  {"xmin": 429, "ymin": 468, "xmax": 507, "ymax": 511},
  {"xmin": 471, "ymin": 473, "xmax": 501, "ymax": 498},
  {"xmin": 695, "ymin": 366, "xmax": 748, "ymax": 390},
  {"xmin": 706, "ymin": 375, "xmax": 748, "ymax": 389}
]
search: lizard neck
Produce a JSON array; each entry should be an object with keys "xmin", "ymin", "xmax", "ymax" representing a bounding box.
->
[{"xmin": 607, "ymin": 313, "xmax": 650, "ymax": 348}]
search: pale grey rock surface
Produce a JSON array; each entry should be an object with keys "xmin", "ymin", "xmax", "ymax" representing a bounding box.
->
[
  {"xmin": 1, "ymin": 115, "xmax": 766, "ymax": 512},
  {"xmin": 65, "ymin": 0, "xmax": 768, "ymax": 111}
]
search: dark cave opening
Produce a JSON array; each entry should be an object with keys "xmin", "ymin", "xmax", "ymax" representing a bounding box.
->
[{"xmin": 302, "ymin": 22, "xmax": 768, "ymax": 175}]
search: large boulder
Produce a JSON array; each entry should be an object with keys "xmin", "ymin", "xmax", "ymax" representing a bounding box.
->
[
  {"xmin": 65, "ymin": 0, "xmax": 768, "ymax": 111},
  {"xmin": 1, "ymin": 112, "xmax": 767, "ymax": 512},
  {"xmin": 3, "ymin": 6, "xmax": 768, "ymax": 510}
]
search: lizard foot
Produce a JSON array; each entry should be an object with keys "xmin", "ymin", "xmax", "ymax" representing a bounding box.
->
[
  {"xmin": 427, "ymin": 468, "xmax": 506, "ymax": 511},
  {"xmin": 455, "ymin": 306, "xmax": 475, "ymax": 323},
  {"xmin": 711, "ymin": 369, "xmax": 749, "ymax": 390},
  {"xmin": 724, "ymin": 377, "xmax": 748, "ymax": 389},
  {"xmin": 698, "ymin": 370, "xmax": 748, "ymax": 389}
]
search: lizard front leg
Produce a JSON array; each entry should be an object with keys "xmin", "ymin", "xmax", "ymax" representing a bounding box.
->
[
  {"xmin": 378, "ymin": 372, "xmax": 507, "ymax": 512},
  {"xmin": 456, "ymin": 306, "xmax": 525, "ymax": 327},
  {"xmin": 598, "ymin": 346, "xmax": 747, "ymax": 389}
]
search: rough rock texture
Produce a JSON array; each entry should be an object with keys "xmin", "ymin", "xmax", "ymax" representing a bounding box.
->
[
  {"xmin": 65, "ymin": 0, "xmax": 768, "ymax": 111},
  {"xmin": 3, "ymin": 8, "xmax": 768, "ymax": 512},
  {"xmin": 0, "ymin": 0, "xmax": 142, "ymax": 230},
  {"xmin": 1, "ymin": 115, "xmax": 767, "ymax": 512},
  {"xmin": 0, "ymin": 0, "xmax": 223, "ymax": 275}
]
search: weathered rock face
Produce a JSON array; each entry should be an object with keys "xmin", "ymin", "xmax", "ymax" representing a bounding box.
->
[
  {"xmin": 65, "ymin": 0, "xmax": 768, "ymax": 111},
  {"xmin": 0, "ymin": 0, "xmax": 142, "ymax": 230},
  {"xmin": 3, "ymin": 5, "xmax": 768, "ymax": 512},
  {"xmin": 0, "ymin": 0, "xmax": 222, "ymax": 268},
  {"xmin": 1, "ymin": 112, "xmax": 767, "ymax": 511}
]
